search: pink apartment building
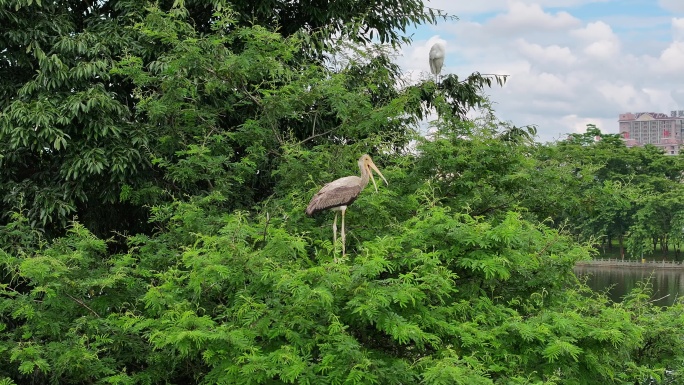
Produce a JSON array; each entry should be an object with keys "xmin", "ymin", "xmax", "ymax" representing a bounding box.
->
[{"xmin": 618, "ymin": 111, "xmax": 684, "ymax": 155}]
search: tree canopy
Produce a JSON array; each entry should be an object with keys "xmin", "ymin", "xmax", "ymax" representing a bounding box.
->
[{"xmin": 1, "ymin": 1, "xmax": 684, "ymax": 384}]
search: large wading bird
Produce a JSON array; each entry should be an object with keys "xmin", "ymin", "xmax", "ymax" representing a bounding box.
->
[
  {"xmin": 429, "ymin": 42, "xmax": 445, "ymax": 83},
  {"xmin": 306, "ymin": 154, "xmax": 388, "ymax": 258}
]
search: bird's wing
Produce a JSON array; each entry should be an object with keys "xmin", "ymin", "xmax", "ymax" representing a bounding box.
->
[
  {"xmin": 306, "ymin": 177, "xmax": 363, "ymax": 215},
  {"xmin": 429, "ymin": 57, "xmax": 444, "ymax": 75}
]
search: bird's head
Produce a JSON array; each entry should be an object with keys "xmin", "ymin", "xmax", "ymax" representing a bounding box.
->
[{"xmin": 360, "ymin": 154, "xmax": 388, "ymax": 192}]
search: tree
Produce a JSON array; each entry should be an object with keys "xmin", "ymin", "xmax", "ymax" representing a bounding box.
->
[
  {"xmin": 543, "ymin": 124, "xmax": 684, "ymax": 259},
  {"xmin": 2, "ymin": 2, "xmax": 684, "ymax": 384},
  {"xmin": 0, "ymin": 0, "xmax": 495, "ymax": 239},
  {"xmin": 2, "ymin": 141, "xmax": 683, "ymax": 383},
  {"xmin": 628, "ymin": 188, "xmax": 684, "ymax": 258},
  {"xmin": 1, "ymin": 0, "xmax": 151, "ymax": 235}
]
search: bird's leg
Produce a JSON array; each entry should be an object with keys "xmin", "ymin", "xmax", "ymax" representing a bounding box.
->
[
  {"xmin": 332, "ymin": 212, "xmax": 339, "ymax": 262},
  {"xmin": 332, "ymin": 212, "xmax": 338, "ymax": 248},
  {"xmin": 341, "ymin": 208, "xmax": 346, "ymax": 257}
]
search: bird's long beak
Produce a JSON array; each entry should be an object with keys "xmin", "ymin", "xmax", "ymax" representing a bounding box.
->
[{"xmin": 368, "ymin": 161, "xmax": 388, "ymax": 193}]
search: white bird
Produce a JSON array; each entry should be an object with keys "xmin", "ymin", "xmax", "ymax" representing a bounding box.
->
[
  {"xmin": 306, "ymin": 154, "xmax": 388, "ymax": 258},
  {"xmin": 429, "ymin": 42, "xmax": 445, "ymax": 83}
]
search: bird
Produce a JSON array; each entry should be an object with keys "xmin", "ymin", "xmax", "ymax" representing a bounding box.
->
[
  {"xmin": 306, "ymin": 154, "xmax": 388, "ymax": 258},
  {"xmin": 429, "ymin": 42, "xmax": 445, "ymax": 83}
]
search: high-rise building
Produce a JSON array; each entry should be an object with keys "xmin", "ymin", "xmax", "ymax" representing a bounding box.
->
[{"xmin": 618, "ymin": 111, "xmax": 684, "ymax": 155}]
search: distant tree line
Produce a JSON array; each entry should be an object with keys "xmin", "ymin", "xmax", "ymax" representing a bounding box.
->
[{"xmin": 541, "ymin": 124, "xmax": 684, "ymax": 260}]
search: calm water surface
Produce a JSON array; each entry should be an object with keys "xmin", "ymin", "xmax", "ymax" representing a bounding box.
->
[{"xmin": 573, "ymin": 266, "xmax": 684, "ymax": 306}]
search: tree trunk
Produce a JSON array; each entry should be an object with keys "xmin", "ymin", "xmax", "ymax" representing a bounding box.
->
[{"xmin": 619, "ymin": 235, "xmax": 624, "ymax": 260}]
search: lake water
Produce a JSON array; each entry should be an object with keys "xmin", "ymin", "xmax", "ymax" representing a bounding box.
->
[{"xmin": 573, "ymin": 265, "xmax": 684, "ymax": 306}]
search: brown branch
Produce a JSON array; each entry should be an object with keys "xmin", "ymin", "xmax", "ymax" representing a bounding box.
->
[
  {"xmin": 535, "ymin": 233, "xmax": 560, "ymax": 258},
  {"xmin": 298, "ymin": 126, "xmax": 341, "ymax": 145},
  {"xmin": 458, "ymin": 73, "xmax": 509, "ymax": 84},
  {"xmin": 65, "ymin": 293, "xmax": 100, "ymax": 318},
  {"xmin": 648, "ymin": 294, "xmax": 670, "ymax": 304},
  {"xmin": 262, "ymin": 212, "xmax": 271, "ymax": 244},
  {"xmin": 241, "ymin": 85, "xmax": 262, "ymax": 106}
]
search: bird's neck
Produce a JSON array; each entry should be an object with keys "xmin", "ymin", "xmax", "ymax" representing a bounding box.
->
[{"xmin": 358, "ymin": 161, "xmax": 370, "ymax": 188}]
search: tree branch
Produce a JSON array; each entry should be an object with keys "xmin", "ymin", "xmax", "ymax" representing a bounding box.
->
[
  {"xmin": 298, "ymin": 126, "xmax": 341, "ymax": 145},
  {"xmin": 65, "ymin": 293, "xmax": 100, "ymax": 318}
]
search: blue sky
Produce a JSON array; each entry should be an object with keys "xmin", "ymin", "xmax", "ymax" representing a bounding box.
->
[{"xmin": 397, "ymin": 1, "xmax": 684, "ymax": 142}]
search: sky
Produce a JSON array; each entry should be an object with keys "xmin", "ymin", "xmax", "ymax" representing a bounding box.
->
[{"xmin": 398, "ymin": 0, "xmax": 684, "ymax": 142}]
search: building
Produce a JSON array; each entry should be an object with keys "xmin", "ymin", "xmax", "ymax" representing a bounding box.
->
[{"xmin": 618, "ymin": 111, "xmax": 684, "ymax": 155}]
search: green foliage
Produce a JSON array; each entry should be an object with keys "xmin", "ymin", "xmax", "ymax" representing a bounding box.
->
[
  {"xmin": 522, "ymin": 124, "xmax": 684, "ymax": 259},
  {"xmin": 2, "ymin": 186, "xmax": 681, "ymax": 383},
  {"xmin": 1, "ymin": 0, "xmax": 458, "ymax": 236},
  {"xmin": 413, "ymin": 130, "xmax": 535, "ymax": 217},
  {"xmin": 219, "ymin": 0, "xmax": 446, "ymax": 51},
  {"xmin": 2, "ymin": 1, "xmax": 684, "ymax": 384}
]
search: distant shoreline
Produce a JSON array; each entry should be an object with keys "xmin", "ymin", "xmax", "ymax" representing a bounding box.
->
[{"xmin": 575, "ymin": 259, "xmax": 684, "ymax": 269}]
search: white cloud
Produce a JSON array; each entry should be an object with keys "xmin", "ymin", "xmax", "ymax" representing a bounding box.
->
[
  {"xmin": 571, "ymin": 21, "xmax": 615, "ymax": 40},
  {"xmin": 510, "ymin": 71, "xmax": 576, "ymax": 98},
  {"xmin": 642, "ymin": 88, "xmax": 674, "ymax": 108},
  {"xmin": 488, "ymin": 2, "xmax": 581, "ymax": 32},
  {"xmin": 400, "ymin": 2, "xmax": 684, "ymax": 142},
  {"xmin": 561, "ymin": 114, "xmax": 610, "ymax": 134},
  {"xmin": 656, "ymin": 41, "xmax": 684, "ymax": 73},
  {"xmin": 672, "ymin": 17, "xmax": 684, "ymax": 40},
  {"xmin": 584, "ymin": 40, "xmax": 620, "ymax": 59},
  {"xmin": 425, "ymin": 0, "xmax": 611, "ymax": 16},
  {"xmin": 671, "ymin": 90, "xmax": 684, "ymax": 106},
  {"xmin": 516, "ymin": 39, "xmax": 578, "ymax": 65},
  {"xmin": 659, "ymin": 0, "xmax": 684, "ymax": 14},
  {"xmin": 596, "ymin": 84, "xmax": 648, "ymax": 108},
  {"xmin": 424, "ymin": 0, "xmax": 508, "ymax": 15},
  {"xmin": 571, "ymin": 21, "xmax": 621, "ymax": 59}
]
